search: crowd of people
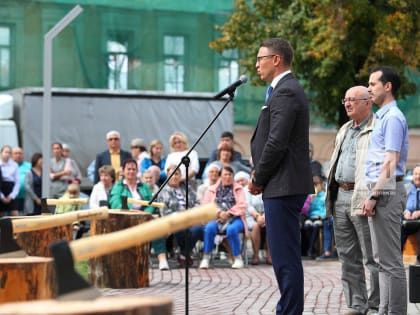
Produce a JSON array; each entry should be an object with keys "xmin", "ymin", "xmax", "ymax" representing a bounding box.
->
[{"xmin": 0, "ymin": 129, "xmax": 264, "ymax": 271}]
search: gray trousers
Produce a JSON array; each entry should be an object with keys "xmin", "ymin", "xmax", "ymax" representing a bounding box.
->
[
  {"xmin": 369, "ymin": 182, "xmax": 407, "ymax": 315},
  {"xmin": 334, "ymin": 189, "xmax": 380, "ymax": 313}
]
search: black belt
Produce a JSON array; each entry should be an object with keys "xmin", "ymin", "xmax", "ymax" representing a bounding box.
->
[
  {"xmin": 338, "ymin": 183, "xmax": 355, "ymax": 191},
  {"xmin": 396, "ymin": 175, "xmax": 404, "ymax": 182}
]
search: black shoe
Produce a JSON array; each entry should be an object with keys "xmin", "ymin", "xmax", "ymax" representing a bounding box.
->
[{"xmin": 178, "ymin": 255, "xmax": 193, "ymax": 268}]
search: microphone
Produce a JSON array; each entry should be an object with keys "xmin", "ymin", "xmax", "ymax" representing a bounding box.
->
[{"xmin": 214, "ymin": 75, "xmax": 248, "ymax": 99}]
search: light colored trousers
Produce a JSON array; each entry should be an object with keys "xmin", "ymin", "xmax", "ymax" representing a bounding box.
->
[
  {"xmin": 369, "ymin": 182, "xmax": 407, "ymax": 315},
  {"xmin": 334, "ymin": 189, "xmax": 380, "ymax": 314}
]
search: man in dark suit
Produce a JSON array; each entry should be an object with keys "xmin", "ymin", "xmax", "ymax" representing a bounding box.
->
[
  {"xmin": 94, "ymin": 130, "xmax": 132, "ymax": 183},
  {"xmin": 249, "ymin": 38, "xmax": 313, "ymax": 315}
]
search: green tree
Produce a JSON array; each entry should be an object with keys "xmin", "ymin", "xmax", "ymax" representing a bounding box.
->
[{"xmin": 210, "ymin": 0, "xmax": 419, "ymax": 126}]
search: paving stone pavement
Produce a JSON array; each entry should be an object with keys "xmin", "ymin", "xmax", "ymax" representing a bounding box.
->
[{"xmin": 103, "ymin": 258, "xmax": 420, "ymax": 315}]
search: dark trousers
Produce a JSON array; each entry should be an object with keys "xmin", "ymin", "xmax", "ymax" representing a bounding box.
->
[{"xmin": 264, "ymin": 195, "xmax": 306, "ymax": 315}]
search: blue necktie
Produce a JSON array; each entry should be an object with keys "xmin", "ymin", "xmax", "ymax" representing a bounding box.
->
[
  {"xmin": 265, "ymin": 86, "xmax": 273, "ymax": 102},
  {"xmin": 416, "ymin": 189, "xmax": 419, "ymax": 209}
]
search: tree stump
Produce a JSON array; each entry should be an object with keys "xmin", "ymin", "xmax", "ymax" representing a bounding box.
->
[
  {"xmin": 0, "ymin": 256, "xmax": 57, "ymax": 302},
  {"xmin": 15, "ymin": 224, "xmax": 73, "ymax": 257},
  {"xmin": 0, "ymin": 296, "xmax": 172, "ymax": 315},
  {"xmin": 88, "ymin": 210, "xmax": 152, "ymax": 289}
]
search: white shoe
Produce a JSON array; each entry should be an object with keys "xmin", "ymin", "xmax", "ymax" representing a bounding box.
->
[
  {"xmin": 232, "ymin": 257, "xmax": 244, "ymax": 269},
  {"xmin": 199, "ymin": 257, "xmax": 210, "ymax": 269},
  {"xmin": 159, "ymin": 259, "xmax": 170, "ymax": 270}
]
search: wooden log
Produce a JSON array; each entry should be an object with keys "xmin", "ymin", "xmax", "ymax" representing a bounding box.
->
[
  {"xmin": 403, "ymin": 232, "xmax": 419, "ymax": 265},
  {"xmin": 127, "ymin": 197, "xmax": 165, "ymax": 208},
  {"xmin": 0, "ymin": 296, "xmax": 172, "ymax": 315},
  {"xmin": 88, "ymin": 210, "xmax": 153, "ymax": 289},
  {"xmin": 0, "ymin": 256, "xmax": 56, "ymax": 302},
  {"xmin": 15, "ymin": 225, "xmax": 73, "ymax": 257}
]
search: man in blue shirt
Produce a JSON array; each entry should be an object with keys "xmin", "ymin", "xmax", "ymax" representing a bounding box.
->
[
  {"xmin": 362, "ymin": 66, "xmax": 409, "ymax": 315},
  {"xmin": 12, "ymin": 147, "xmax": 31, "ymax": 214}
]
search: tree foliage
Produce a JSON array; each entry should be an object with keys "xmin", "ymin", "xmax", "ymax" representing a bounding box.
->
[{"xmin": 210, "ymin": 0, "xmax": 419, "ymax": 126}]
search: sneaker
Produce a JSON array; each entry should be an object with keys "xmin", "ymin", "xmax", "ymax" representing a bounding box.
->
[
  {"xmin": 316, "ymin": 253, "xmax": 336, "ymax": 261},
  {"xmin": 199, "ymin": 257, "xmax": 210, "ymax": 269},
  {"xmin": 219, "ymin": 251, "xmax": 227, "ymax": 260},
  {"xmin": 232, "ymin": 257, "xmax": 244, "ymax": 269},
  {"xmin": 159, "ymin": 259, "xmax": 170, "ymax": 270},
  {"xmin": 366, "ymin": 309, "xmax": 379, "ymax": 315}
]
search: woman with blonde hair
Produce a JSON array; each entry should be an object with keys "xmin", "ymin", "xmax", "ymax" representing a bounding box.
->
[
  {"xmin": 164, "ymin": 131, "xmax": 200, "ymax": 183},
  {"xmin": 141, "ymin": 139, "xmax": 166, "ymax": 186}
]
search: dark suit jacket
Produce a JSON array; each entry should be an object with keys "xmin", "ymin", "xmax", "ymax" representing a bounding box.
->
[
  {"xmin": 250, "ymin": 73, "xmax": 314, "ymax": 198},
  {"xmin": 94, "ymin": 149, "xmax": 132, "ymax": 183}
]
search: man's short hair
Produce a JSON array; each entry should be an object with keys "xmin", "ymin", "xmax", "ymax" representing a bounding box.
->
[
  {"xmin": 220, "ymin": 131, "xmax": 234, "ymax": 140},
  {"xmin": 260, "ymin": 38, "xmax": 293, "ymax": 66},
  {"xmin": 370, "ymin": 66, "xmax": 401, "ymax": 97},
  {"xmin": 106, "ymin": 130, "xmax": 120, "ymax": 140}
]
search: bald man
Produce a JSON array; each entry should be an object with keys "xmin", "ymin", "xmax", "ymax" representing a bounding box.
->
[{"xmin": 325, "ymin": 86, "xmax": 380, "ymax": 315}]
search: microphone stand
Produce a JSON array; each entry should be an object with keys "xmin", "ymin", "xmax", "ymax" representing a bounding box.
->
[{"xmin": 149, "ymin": 91, "xmax": 236, "ymax": 315}]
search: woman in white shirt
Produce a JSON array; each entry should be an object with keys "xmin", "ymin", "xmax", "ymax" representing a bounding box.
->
[
  {"xmin": 89, "ymin": 165, "xmax": 115, "ymax": 208},
  {"xmin": 164, "ymin": 131, "xmax": 200, "ymax": 183}
]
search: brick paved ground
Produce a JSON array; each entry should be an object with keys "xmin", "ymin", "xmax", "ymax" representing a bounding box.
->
[{"xmin": 103, "ymin": 257, "xmax": 420, "ymax": 315}]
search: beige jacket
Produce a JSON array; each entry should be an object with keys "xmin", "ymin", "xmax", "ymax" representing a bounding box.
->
[{"xmin": 326, "ymin": 114, "xmax": 375, "ymax": 216}]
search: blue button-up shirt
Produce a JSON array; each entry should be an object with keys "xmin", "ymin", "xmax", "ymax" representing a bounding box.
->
[{"xmin": 365, "ymin": 101, "xmax": 408, "ymax": 182}]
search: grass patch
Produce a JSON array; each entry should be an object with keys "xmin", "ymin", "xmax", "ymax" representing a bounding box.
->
[{"xmin": 75, "ymin": 260, "xmax": 88, "ymax": 280}]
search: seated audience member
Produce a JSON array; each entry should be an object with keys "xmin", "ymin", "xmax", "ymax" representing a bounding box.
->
[
  {"xmin": 130, "ymin": 138, "xmax": 148, "ymax": 178},
  {"xmin": 401, "ymin": 164, "xmax": 420, "ymax": 264},
  {"xmin": 54, "ymin": 182, "xmax": 87, "ymax": 239},
  {"xmin": 316, "ymin": 215, "xmax": 336, "ymax": 260},
  {"xmin": 157, "ymin": 164, "xmax": 202, "ymax": 268},
  {"xmin": 207, "ymin": 131, "xmax": 242, "ymax": 164},
  {"xmin": 89, "ymin": 165, "xmax": 115, "ymax": 208},
  {"xmin": 165, "ymin": 131, "xmax": 200, "ymax": 183},
  {"xmin": 202, "ymin": 143, "xmax": 251, "ymax": 182},
  {"xmin": 141, "ymin": 139, "xmax": 167, "ymax": 186},
  {"xmin": 199, "ymin": 166, "xmax": 247, "ymax": 269},
  {"xmin": 302, "ymin": 176, "xmax": 326, "ymax": 259},
  {"xmin": 197, "ymin": 162, "xmax": 221, "ymax": 202},
  {"xmin": 24, "ymin": 153, "xmax": 43, "ymax": 215},
  {"xmin": 108, "ymin": 159, "xmax": 169, "ymax": 270},
  {"xmin": 299, "ymin": 195, "xmax": 312, "ymax": 255},
  {"xmin": 0, "ymin": 145, "xmax": 20, "ymax": 216},
  {"xmin": 142, "ymin": 168, "xmax": 159, "ymax": 195},
  {"xmin": 235, "ymin": 171, "xmax": 271, "ymax": 265}
]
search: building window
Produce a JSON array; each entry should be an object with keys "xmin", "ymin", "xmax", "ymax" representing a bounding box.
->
[
  {"xmin": 0, "ymin": 26, "xmax": 11, "ymax": 89},
  {"xmin": 107, "ymin": 40, "xmax": 128, "ymax": 90},
  {"xmin": 218, "ymin": 49, "xmax": 239, "ymax": 91},
  {"xmin": 164, "ymin": 35, "xmax": 184, "ymax": 92}
]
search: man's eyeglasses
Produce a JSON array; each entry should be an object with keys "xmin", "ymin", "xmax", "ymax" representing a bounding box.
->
[
  {"xmin": 256, "ymin": 55, "xmax": 275, "ymax": 63},
  {"xmin": 341, "ymin": 98, "xmax": 369, "ymax": 105},
  {"xmin": 108, "ymin": 138, "xmax": 120, "ymax": 141}
]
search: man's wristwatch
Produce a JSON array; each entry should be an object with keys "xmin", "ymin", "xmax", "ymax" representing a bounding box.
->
[{"xmin": 369, "ymin": 193, "xmax": 379, "ymax": 201}]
